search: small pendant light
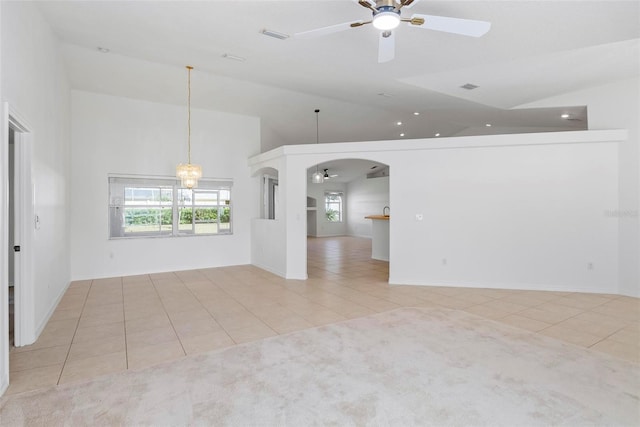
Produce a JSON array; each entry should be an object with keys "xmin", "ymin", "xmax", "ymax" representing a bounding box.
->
[{"xmin": 311, "ymin": 108, "xmax": 324, "ymax": 184}]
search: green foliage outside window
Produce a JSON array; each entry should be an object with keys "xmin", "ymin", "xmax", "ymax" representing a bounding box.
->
[
  {"xmin": 125, "ymin": 207, "xmax": 230, "ymax": 226},
  {"xmin": 325, "ymin": 209, "xmax": 339, "ymax": 222},
  {"xmin": 125, "ymin": 209, "xmax": 172, "ymax": 226},
  {"xmin": 179, "ymin": 207, "xmax": 230, "ymax": 223}
]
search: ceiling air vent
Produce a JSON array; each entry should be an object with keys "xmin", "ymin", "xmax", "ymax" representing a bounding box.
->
[
  {"xmin": 460, "ymin": 83, "xmax": 479, "ymax": 90},
  {"xmin": 260, "ymin": 29, "xmax": 290, "ymax": 40}
]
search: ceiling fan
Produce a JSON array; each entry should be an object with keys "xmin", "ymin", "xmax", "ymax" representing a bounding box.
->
[
  {"xmin": 294, "ymin": 0, "xmax": 491, "ymax": 63},
  {"xmin": 323, "ymin": 169, "xmax": 338, "ymax": 179}
]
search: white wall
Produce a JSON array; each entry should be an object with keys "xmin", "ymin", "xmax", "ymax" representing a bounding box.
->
[
  {"xmin": 517, "ymin": 77, "xmax": 639, "ymax": 296},
  {"xmin": 70, "ymin": 90, "xmax": 260, "ymax": 279},
  {"xmin": 346, "ymin": 176, "xmax": 389, "ymax": 238},
  {"xmin": 250, "ymin": 130, "xmax": 622, "ymax": 294},
  {"xmin": 250, "ymin": 156, "xmax": 288, "ymax": 277},
  {"xmin": 389, "ymin": 141, "xmax": 618, "ymax": 293},
  {"xmin": 1, "ymin": 1, "xmax": 71, "ymax": 344},
  {"xmin": 251, "ymin": 218, "xmax": 286, "ymax": 276},
  {"xmin": 306, "ymin": 180, "xmax": 347, "ymax": 237}
]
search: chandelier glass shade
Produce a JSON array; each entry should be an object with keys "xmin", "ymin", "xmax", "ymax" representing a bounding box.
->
[
  {"xmin": 176, "ymin": 163, "xmax": 202, "ymax": 189},
  {"xmin": 176, "ymin": 65, "xmax": 202, "ymax": 189}
]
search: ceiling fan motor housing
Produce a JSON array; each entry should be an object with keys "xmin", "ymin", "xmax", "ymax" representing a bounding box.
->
[{"xmin": 376, "ymin": 0, "xmax": 400, "ymax": 9}]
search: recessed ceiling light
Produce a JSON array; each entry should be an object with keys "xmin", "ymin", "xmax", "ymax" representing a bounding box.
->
[
  {"xmin": 485, "ymin": 123, "xmax": 492, "ymax": 127},
  {"xmin": 97, "ymin": 47, "xmax": 110, "ymax": 53},
  {"xmin": 396, "ymin": 121, "xmax": 402, "ymax": 126},
  {"xmin": 435, "ymin": 133, "xmax": 440, "ymax": 137},
  {"xmin": 461, "ymin": 83, "xmax": 479, "ymax": 90},
  {"xmin": 378, "ymin": 93, "xmax": 394, "ymax": 98},
  {"xmin": 400, "ymin": 133, "xmax": 405, "ymax": 137},
  {"xmin": 413, "ymin": 112, "xmax": 420, "ymax": 116},
  {"xmin": 561, "ymin": 113, "xmax": 570, "ymax": 119},
  {"xmin": 222, "ymin": 53, "xmax": 246, "ymax": 62},
  {"xmin": 260, "ymin": 29, "xmax": 290, "ymax": 40}
]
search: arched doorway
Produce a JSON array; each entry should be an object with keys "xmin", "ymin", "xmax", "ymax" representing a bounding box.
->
[{"xmin": 306, "ymin": 159, "xmax": 390, "ymax": 284}]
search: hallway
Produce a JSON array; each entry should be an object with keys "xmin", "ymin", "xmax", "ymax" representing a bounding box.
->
[{"xmin": 6, "ymin": 237, "xmax": 639, "ymax": 395}]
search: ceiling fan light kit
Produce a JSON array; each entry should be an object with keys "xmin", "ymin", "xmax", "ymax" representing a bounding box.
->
[
  {"xmin": 373, "ymin": 8, "xmax": 401, "ymax": 30},
  {"xmin": 295, "ymin": 0, "xmax": 491, "ymax": 63}
]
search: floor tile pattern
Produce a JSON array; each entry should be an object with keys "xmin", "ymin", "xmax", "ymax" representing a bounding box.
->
[{"xmin": 7, "ymin": 237, "xmax": 639, "ymax": 394}]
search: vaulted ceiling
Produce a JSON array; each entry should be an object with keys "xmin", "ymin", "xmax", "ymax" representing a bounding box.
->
[{"xmin": 36, "ymin": 1, "xmax": 639, "ymax": 152}]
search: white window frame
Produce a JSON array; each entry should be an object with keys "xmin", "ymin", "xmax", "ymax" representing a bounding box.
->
[
  {"xmin": 324, "ymin": 191, "xmax": 344, "ymax": 223},
  {"xmin": 108, "ymin": 175, "xmax": 233, "ymax": 239}
]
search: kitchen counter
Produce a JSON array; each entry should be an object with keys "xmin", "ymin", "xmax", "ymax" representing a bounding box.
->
[
  {"xmin": 365, "ymin": 215, "xmax": 390, "ymax": 220},
  {"xmin": 365, "ymin": 215, "xmax": 390, "ymax": 261}
]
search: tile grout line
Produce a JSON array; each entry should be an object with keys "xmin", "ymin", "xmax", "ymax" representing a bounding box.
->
[
  {"xmin": 180, "ymin": 272, "xmax": 238, "ymax": 343},
  {"xmin": 122, "ymin": 276, "xmax": 128, "ymax": 370},
  {"xmin": 56, "ymin": 280, "xmax": 93, "ymax": 385},
  {"xmin": 587, "ymin": 324, "xmax": 630, "ymax": 349},
  {"xmin": 179, "ymin": 272, "xmax": 241, "ymax": 346},
  {"xmin": 149, "ymin": 273, "xmax": 189, "ymax": 357},
  {"xmin": 513, "ymin": 299, "xmax": 632, "ymax": 348},
  {"xmin": 195, "ymin": 273, "xmax": 280, "ymax": 340}
]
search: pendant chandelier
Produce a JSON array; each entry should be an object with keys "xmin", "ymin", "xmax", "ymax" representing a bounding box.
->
[
  {"xmin": 311, "ymin": 108, "xmax": 324, "ymax": 184},
  {"xmin": 176, "ymin": 65, "xmax": 202, "ymax": 189}
]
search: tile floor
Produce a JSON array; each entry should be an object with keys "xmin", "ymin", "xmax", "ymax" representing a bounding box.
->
[{"xmin": 7, "ymin": 237, "xmax": 640, "ymax": 395}]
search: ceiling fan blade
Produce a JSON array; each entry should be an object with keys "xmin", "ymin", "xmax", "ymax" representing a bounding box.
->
[
  {"xmin": 356, "ymin": 0, "xmax": 377, "ymax": 12},
  {"xmin": 351, "ymin": 21, "xmax": 372, "ymax": 28},
  {"xmin": 398, "ymin": 0, "xmax": 422, "ymax": 10},
  {"xmin": 378, "ymin": 31, "xmax": 395, "ymax": 63},
  {"xmin": 295, "ymin": 21, "xmax": 363, "ymax": 39},
  {"xmin": 410, "ymin": 14, "xmax": 491, "ymax": 37}
]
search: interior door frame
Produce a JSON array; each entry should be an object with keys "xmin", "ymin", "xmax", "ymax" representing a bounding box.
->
[
  {"xmin": 2, "ymin": 103, "xmax": 34, "ymax": 377},
  {"xmin": 8, "ymin": 106, "xmax": 34, "ymax": 349}
]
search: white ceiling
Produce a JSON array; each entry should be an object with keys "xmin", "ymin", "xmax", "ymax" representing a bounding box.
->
[{"xmin": 36, "ymin": 0, "xmax": 639, "ymax": 151}]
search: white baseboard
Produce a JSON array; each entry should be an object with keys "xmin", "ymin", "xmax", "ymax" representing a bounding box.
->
[
  {"xmin": 0, "ymin": 374, "xmax": 8, "ymax": 397},
  {"xmin": 29, "ymin": 280, "xmax": 71, "ymax": 346},
  {"xmin": 387, "ymin": 276, "xmax": 618, "ymax": 295},
  {"xmin": 251, "ymin": 262, "xmax": 286, "ymax": 279}
]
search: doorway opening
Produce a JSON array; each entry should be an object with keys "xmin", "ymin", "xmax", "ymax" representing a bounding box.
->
[
  {"xmin": 1, "ymin": 106, "xmax": 34, "ymax": 393},
  {"xmin": 8, "ymin": 128, "xmax": 15, "ymax": 347},
  {"xmin": 306, "ymin": 159, "xmax": 390, "ymax": 284},
  {"xmin": 259, "ymin": 168, "xmax": 279, "ymax": 220},
  {"xmin": 5, "ymin": 109, "xmax": 34, "ymax": 350}
]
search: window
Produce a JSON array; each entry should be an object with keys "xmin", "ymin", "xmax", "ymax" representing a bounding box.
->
[
  {"xmin": 177, "ymin": 188, "xmax": 231, "ymax": 235},
  {"xmin": 109, "ymin": 176, "xmax": 232, "ymax": 239},
  {"xmin": 262, "ymin": 175, "xmax": 278, "ymax": 220},
  {"xmin": 325, "ymin": 191, "xmax": 343, "ymax": 222}
]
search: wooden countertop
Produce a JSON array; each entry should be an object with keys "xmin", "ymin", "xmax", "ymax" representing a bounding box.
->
[{"xmin": 365, "ymin": 215, "xmax": 390, "ymax": 220}]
